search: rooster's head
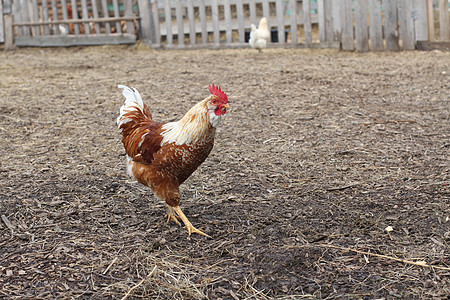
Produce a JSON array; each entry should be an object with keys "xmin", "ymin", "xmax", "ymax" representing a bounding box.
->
[{"xmin": 207, "ymin": 84, "xmax": 229, "ymax": 116}]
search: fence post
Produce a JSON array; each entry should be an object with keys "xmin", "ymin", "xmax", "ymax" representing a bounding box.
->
[{"xmin": 3, "ymin": 0, "xmax": 15, "ymax": 50}]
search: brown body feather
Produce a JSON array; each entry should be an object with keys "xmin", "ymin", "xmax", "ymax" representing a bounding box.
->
[{"xmin": 118, "ymin": 101, "xmax": 216, "ymax": 207}]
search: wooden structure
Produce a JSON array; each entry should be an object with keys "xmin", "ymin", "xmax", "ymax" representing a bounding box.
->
[
  {"xmin": 1, "ymin": 0, "xmax": 138, "ymax": 47},
  {"xmin": 1, "ymin": 0, "xmax": 450, "ymax": 50}
]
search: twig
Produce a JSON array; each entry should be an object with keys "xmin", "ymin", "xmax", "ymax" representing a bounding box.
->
[
  {"xmin": 1, "ymin": 215, "xmax": 16, "ymax": 231},
  {"xmin": 121, "ymin": 265, "xmax": 157, "ymax": 300},
  {"xmin": 310, "ymin": 244, "xmax": 450, "ymax": 271},
  {"xmin": 102, "ymin": 257, "xmax": 118, "ymax": 275},
  {"xmin": 326, "ymin": 182, "xmax": 360, "ymax": 191},
  {"xmin": 362, "ymin": 120, "xmax": 416, "ymax": 126}
]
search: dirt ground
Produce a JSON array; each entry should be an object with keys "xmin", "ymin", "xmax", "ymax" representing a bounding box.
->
[{"xmin": 0, "ymin": 45, "xmax": 449, "ymax": 299}]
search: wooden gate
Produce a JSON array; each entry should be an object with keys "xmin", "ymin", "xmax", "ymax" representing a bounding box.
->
[{"xmin": 10, "ymin": 0, "xmax": 138, "ymax": 47}]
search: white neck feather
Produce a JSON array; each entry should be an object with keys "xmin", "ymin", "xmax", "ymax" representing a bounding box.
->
[{"xmin": 160, "ymin": 99, "xmax": 221, "ymax": 146}]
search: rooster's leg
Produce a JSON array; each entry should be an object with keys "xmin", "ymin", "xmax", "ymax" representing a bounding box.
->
[
  {"xmin": 173, "ymin": 206, "xmax": 211, "ymax": 238},
  {"xmin": 166, "ymin": 206, "xmax": 181, "ymax": 225}
]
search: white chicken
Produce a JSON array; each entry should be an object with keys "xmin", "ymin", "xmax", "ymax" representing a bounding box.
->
[{"xmin": 249, "ymin": 17, "xmax": 270, "ymax": 54}]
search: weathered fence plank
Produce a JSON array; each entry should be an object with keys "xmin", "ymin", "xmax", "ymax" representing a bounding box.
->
[
  {"xmin": 426, "ymin": 0, "xmax": 435, "ymax": 41},
  {"xmin": 176, "ymin": 0, "xmax": 184, "ymax": 46},
  {"xmin": 341, "ymin": 0, "xmax": 354, "ymax": 50},
  {"xmin": 354, "ymin": 0, "xmax": 368, "ymax": 51},
  {"xmin": 318, "ymin": 0, "xmax": 325, "ymax": 42},
  {"xmin": 164, "ymin": 0, "xmax": 173, "ymax": 45},
  {"xmin": 289, "ymin": 0, "xmax": 297, "ymax": 44},
  {"xmin": 211, "ymin": 0, "xmax": 219, "ymax": 45},
  {"xmin": 398, "ymin": 0, "xmax": 415, "ymax": 50},
  {"xmin": 413, "ymin": 0, "xmax": 429, "ymax": 41},
  {"xmin": 236, "ymin": 0, "xmax": 245, "ymax": 43},
  {"xmin": 276, "ymin": 0, "xmax": 285, "ymax": 43},
  {"xmin": 224, "ymin": 0, "xmax": 232, "ymax": 44},
  {"xmin": 324, "ymin": 0, "xmax": 333, "ymax": 42},
  {"xmin": 439, "ymin": 0, "xmax": 449, "ymax": 41},
  {"xmin": 0, "ymin": 0, "xmax": 5, "ymax": 43},
  {"xmin": 100, "ymin": 0, "xmax": 111, "ymax": 34},
  {"xmin": 383, "ymin": 0, "xmax": 399, "ymax": 50},
  {"xmin": 368, "ymin": 0, "xmax": 382, "ymax": 50},
  {"xmin": 303, "ymin": 0, "xmax": 312, "ymax": 44},
  {"xmin": 249, "ymin": 0, "xmax": 256, "ymax": 26},
  {"xmin": 199, "ymin": 0, "xmax": 207, "ymax": 44},
  {"xmin": 187, "ymin": 0, "xmax": 196, "ymax": 44}
]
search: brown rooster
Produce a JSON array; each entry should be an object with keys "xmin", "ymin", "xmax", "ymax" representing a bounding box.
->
[{"xmin": 117, "ymin": 84, "xmax": 229, "ymax": 237}]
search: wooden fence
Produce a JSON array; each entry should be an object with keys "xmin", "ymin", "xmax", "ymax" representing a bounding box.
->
[
  {"xmin": 1, "ymin": 0, "xmax": 138, "ymax": 47},
  {"xmin": 1, "ymin": 0, "xmax": 450, "ymax": 50}
]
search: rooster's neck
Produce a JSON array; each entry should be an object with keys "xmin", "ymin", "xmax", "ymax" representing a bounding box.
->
[{"xmin": 160, "ymin": 99, "xmax": 215, "ymax": 146}]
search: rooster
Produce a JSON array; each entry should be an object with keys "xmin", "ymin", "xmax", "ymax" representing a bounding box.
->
[
  {"xmin": 117, "ymin": 84, "xmax": 229, "ymax": 237},
  {"xmin": 249, "ymin": 17, "xmax": 270, "ymax": 54}
]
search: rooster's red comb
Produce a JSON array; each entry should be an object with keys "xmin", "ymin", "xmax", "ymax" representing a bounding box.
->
[{"xmin": 208, "ymin": 84, "xmax": 228, "ymax": 104}]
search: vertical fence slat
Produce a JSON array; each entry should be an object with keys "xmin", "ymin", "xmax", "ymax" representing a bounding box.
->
[
  {"xmin": 324, "ymin": 0, "xmax": 334, "ymax": 41},
  {"xmin": 91, "ymin": 0, "xmax": 101, "ymax": 34},
  {"xmin": 175, "ymin": 0, "xmax": 184, "ymax": 46},
  {"xmin": 341, "ymin": 0, "xmax": 354, "ymax": 50},
  {"xmin": 303, "ymin": 0, "xmax": 312, "ymax": 44},
  {"xmin": 236, "ymin": 0, "xmax": 245, "ymax": 43},
  {"xmin": 413, "ymin": 0, "xmax": 428, "ymax": 41},
  {"xmin": 81, "ymin": 0, "xmax": 90, "ymax": 35},
  {"xmin": 398, "ymin": 0, "xmax": 415, "ymax": 50},
  {"xmin": 276, "ymin": 0, "xmax": 284, "ymax": 43},
  {"xmin": 112, "ymin": 0, "xmax": 122, "ymax": 33},
  {"xmin": 151, "ymin": 0, "xmax": 161, "ymax": 44},
  {"xmin": 187, "ymin": 0, "xmax": 196, "ymax": 44},
  {"xmin": 249, "ymin": 0, "xmax": 256, "ymax": 27},
  {"xmin": 50, "ymin": 0, "xmax": 59, "ymax": 34},
  {"xmin": 199, "ymin": 0, "xmax": 207, "ymax": 44},
  {"xmin": 426, "ymin": 0, "xmax": 435, "ymax": 41},
  {"xmin": 262, "ymin": 0, "xmax": 270, "ymax": 29},
  {"xmin": 70, "ymin": 0, "xmax": 80, "ymax": 35},
  {"xmin": 369, "ymin": 0, "xmax": 382, "ymax": 50},
  {"xmin": 289, "ymin": 0, "xmax": 297, "ymax": 44},
  {"xmin": 100, "ymin": 0, "xmax": 111, "ymax": 34},
  {"xmin": 31, "ymin": 0, "xmax": 40, "ymax": 35},
  {"xmin": 384, "ymin": 0, "xmax": 400, "ymax": 50},
  {"xmin": 0, "ymin": 0, "xmax": 5, "ymax": 43},
  {"xmin": 164, "ymin": 0, "xmax": 172, "ymax": 46},
  {"xmin": 318, "ymin": 0, "xmax": 325, "ymax": 42},
  {"xmin": 332, "ymin": 0, "xmax": 341, "ymax": 41},
  {"xmin": 354, "ymin": 0, "xmax": 369, "ymax": 51},
  {"xmin": 138, "ymin": 0, "xmax": 152, "ymax": 43},
  {"xmin": 211, "ymin": 0, "xmax": 219, "ymax": 45},
  {"xmin": 124, "ymin": 0, "xmax": 135, "ymax": 35},
  {"xmin": 42, "ymin": 0, "xmax": 50, "ymax": 35},
  {"xmin": 224, "ymin": 0, "xmax": 232, "ymax": 44},
  {"xmin": 439, "ymin": 0, "xmax": 449, "ymax": 41}
]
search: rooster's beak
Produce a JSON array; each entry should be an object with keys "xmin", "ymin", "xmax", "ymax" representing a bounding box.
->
[{"xmin": 224, "ymin": 104, "xmax": 230, "ymax": 109}]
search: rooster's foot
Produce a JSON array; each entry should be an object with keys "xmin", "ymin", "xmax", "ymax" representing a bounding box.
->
[
  {"xmin": 172, "ymin": 206, "xmax": 211, "ymax": 238},
  {"xmin": 166, "ymin": 207, "xmax": 181, "ymax": 226}
]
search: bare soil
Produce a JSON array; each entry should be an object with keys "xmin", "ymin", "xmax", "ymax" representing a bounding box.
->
[{"xmin": 0, "ymin": 46, "xmax": 449, "ymax": 299}]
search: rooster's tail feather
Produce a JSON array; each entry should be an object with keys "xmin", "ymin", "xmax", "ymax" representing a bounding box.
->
[{"xmin": 117, "ymin": 85, "xmax": 150, "ymax": 130}]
